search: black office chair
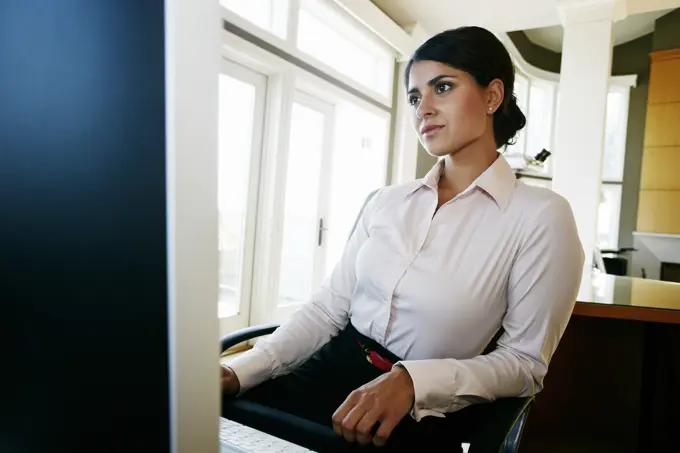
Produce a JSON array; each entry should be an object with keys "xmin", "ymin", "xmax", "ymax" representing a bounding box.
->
[{"xmin": 221, "ymin": 191, "xmax": 534, "ymax": 453}]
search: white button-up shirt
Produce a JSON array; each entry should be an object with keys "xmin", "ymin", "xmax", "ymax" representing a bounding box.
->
[{"xmin": 227, "ymin": 155, "xmax": 584, "ymax": 421}]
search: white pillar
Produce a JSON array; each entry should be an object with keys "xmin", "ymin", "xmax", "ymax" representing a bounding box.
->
[{"xmin": 552, "ymin": 0, "xmax": 622, "ymax": 287}]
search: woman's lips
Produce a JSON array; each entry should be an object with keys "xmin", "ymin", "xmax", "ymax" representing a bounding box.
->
[{"xmin": 421, "ymin": 125, "xmax": 444, "ymax": 137}]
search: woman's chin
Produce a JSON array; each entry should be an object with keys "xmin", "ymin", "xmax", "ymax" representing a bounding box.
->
[
  {"xmin": 420, "ymin": 135, "xmax": 456, "ymax": 157},
  {"xmin": 422, "ymin": 136, "xmax": 480, "ymax": 158},
  {"xmin": 423, "ymin": 145, "xmax": 453, "ymax": 158}
]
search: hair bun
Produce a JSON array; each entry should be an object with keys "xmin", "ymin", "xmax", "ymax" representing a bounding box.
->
[{"xmin": 493, "ymin": 95, "xmax": 526, "ymax": 148}]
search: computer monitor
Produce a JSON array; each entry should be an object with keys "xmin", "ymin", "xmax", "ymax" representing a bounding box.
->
[{"xmin": 2, "ymin": 1, "xmax": 221, "ymax": 451}]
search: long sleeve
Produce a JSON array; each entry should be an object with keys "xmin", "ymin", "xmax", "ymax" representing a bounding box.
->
[
  {"xmin": 397, "ymin": 196, "xmax": 585, "ymax": 421},
  {"xmin": 226, "ymin": 190, "xmax": 383, "ymax": 393}
]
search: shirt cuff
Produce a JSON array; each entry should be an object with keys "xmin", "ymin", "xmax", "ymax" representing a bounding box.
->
[
  {"xmin": 395, "ymin": 361, "xmax": 446, "ymax": 422},
  {"xmin": 223, "ymin": 347, "xmax": 273, "ymax": 395}
]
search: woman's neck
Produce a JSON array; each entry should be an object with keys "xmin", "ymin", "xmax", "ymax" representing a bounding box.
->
[{"xmin": 439, "ymin": 136, "xmax": 499, "ymax": 196}]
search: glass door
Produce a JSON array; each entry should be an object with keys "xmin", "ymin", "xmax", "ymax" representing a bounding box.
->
[
  {"xmin": 271, "ymin": 91, "xmax": 335, "ymax": 322},
  {"xmin": 324, "ymin": 101, "xmax": 389, "ymax": 275},
  {"xmin": 252, "ymin": 92, "xmax": 389, "ymax": 326},
  {"xmin": 217, "ymin": 59, "xmax": 267, "ymax": 335}
]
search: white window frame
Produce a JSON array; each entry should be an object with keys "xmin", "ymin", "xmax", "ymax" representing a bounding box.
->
[
  {"xmin": 602, "ymin": 81, "xmax": 633, "ymax": 184},
  {"xmin": 297, "ymin": 0, "xmax": 395, "ymax": 98},
  {"xmin": 217, "ymin": 58, "xmax": 268, "ymax": 336},
  {"xmin": 526, "ymin": 77, "xmax": 557, "ymax": 176},
  {"xmin": 295, "ymin": 91, "xmax": 336, "ymax": 294},
  {"xmin": 596, "ymin": 78, "xmax": 634, "ymax": 250},
  {"xmin": 267, "ymin": 91, "xmax": 336, "ymax": 324},
  {"xmin": 294, "ymin": 68, "xmax": 392, "ymax": 142},
  {"xmin": 599, "ymin": 182, "xmax": 623, "ymax": 250},
  {"xmin": 220, "ymin": 1, "xmax": 395, "ymax": 108},
  {"xmin": 221, "ymin": 23, "xmax": 392, "ymax": 328},
  {"xmin": 220, "ymin": 0, "xmax": 291, "ymax": 39}
]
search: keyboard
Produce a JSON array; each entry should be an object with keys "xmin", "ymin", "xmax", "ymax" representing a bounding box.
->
[{"xmin": 219, "ymin": 417, "xmax": 314, "ymax": 453}]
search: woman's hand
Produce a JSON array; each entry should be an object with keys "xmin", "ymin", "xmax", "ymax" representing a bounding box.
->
[
  {"xmin": 332, "ymin": 367, "xmax": 415, "ymax": 447},
  {"xmin": 221, "ymin": 365, "xmax": 241, "ymax": 396}
]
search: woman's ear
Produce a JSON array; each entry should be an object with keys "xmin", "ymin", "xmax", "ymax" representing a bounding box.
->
[{"xmin": 486, "ymin": 79, "xmax": 504, "ymax": 114}]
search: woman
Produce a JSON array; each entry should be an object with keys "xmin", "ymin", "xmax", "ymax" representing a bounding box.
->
[{"xmin": 221, "ymin": 26, "xmax": 584, "ymax": 451}]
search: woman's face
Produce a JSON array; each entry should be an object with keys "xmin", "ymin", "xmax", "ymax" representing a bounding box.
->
[{"xmin": 407, "ymin": 60, "xmax": 493, "ymax": 157}]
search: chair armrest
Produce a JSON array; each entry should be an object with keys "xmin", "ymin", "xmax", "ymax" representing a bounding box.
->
[
  {"xmin": 465, "ymin": 396, "xmax": 534, "ymax": 453},
  {"xmin": 220, "ymin": 324, "xmax": 280, "ymax": 353}
]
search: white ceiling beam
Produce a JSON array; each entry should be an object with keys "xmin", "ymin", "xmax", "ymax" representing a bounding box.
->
[
  {"xmin": 557, "ymin": 0, "xmax": 680, "ymax": 24},
  {"xmin": 497, "ymin": 32, "xmax": 561, "ymax": 82},
  {"xmin": 557, "ymin": 0, "xmax": 628, "ymax": 25},
  {"xmin": 331, "ymin": 0, "xmax": 424, "ymax": 58},
  {"xmin": 403, "ymin": 22, "xmax": 431, "ymax": 46}
]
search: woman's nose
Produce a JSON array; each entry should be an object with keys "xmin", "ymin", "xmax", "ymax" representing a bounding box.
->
[{"xmin": 416, "ymin": 94, "xmax": 435, "ymax": 119}]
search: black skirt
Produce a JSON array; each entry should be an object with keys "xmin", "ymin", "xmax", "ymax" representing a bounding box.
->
[{"xmin": 227, "ymin": 321, "xmax": 465, "ymax": 452}]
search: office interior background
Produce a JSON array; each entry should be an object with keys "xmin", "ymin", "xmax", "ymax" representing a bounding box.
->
[
  {"xmin": 216, "ymin": 0, "xmax": 680, "ymax": 334},
  {"xmin": 2, "ymin": 0, "xmax": 679, "ymax": 452}
]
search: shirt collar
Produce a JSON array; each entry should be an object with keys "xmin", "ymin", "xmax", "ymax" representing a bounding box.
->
[{"xmin": 407, "ymin": 154, "xmax": 517, "ymax": 211}]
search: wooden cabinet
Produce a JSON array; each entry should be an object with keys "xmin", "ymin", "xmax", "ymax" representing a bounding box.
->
[
  {"xmin": 639, "ymin": 146, "xmax": 680, "ymax": 190},
  {"xmin": 637, "ymin": 49, "xmax": 680, "ymax": 234},
  {"xmin": 643, "ymin": 103, "xmax": 680, "ymax": 147},
  {"xmin": 637, "ymin": 190, "xmax": 680, "ymax": 234},
  {"xmin": 648, "ymin": 53, "xmax": 680, "ymax": 104}
]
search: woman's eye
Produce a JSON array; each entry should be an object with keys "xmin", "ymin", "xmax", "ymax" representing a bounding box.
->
[
  {"xmin": 408, "ymin": 95, "xmax": 420, "ymax": 106},
  {"xmin": 435, "ymin": 82, "xmax": 452, "ymax": 94}
]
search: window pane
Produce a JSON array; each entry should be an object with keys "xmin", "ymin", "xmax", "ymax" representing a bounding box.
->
[
  {"xmin": 602, "ymin": 91, "xmax": 626, "ymax": 182},
  {"xmin": 297, "ymin": 0, "xmax": 393, "ymax": 96},
  {"xmin": 325, "ymin": 103, "xmax": 389, "ymax": 276},
  {"xmin": 218, "ymin": 74, "xmax": 257, "ymax": 317},
  {"xmin": 221, "ymin": 0, "xmax": 288, "ymax": 38},
  {"xmin": 597, "ymin": 184, "xmax": 622, "ymax": 249},
  {"xmin": 526, "ymin": 83, "xmax": 554, "ymax": 165},
  {"xmin": 515, "ymin": 74, "xmax": 529, "ymax": 112},
  {"xmin": 506, "ymin": 74, "xmax": 528, "ymax": 156},
  {"xmin": 278, "ymin": 102, "xmax": 326, "ymax": 306}
]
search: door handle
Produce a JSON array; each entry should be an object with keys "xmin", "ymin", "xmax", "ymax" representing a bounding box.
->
[{"xmin": 318, "ymin": 218, "xmax": 328, "ymax": 246}]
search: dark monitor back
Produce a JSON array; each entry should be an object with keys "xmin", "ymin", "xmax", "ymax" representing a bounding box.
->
[{"xmin": 0, "ymin": 1, "xmax": 170, "ymax": 451}]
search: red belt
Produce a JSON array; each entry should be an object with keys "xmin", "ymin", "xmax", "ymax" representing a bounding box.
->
[{"xmin": 355, "ymin": 340, "xmax": 394, "ymax": 372}]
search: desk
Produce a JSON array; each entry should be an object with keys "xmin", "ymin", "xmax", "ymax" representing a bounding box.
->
[
  {"xmin": 522, "ymin": 272, "xmax": 680, "ymax": 452},
  {"xmin": 573, "ymin": 272, "xmax": 680, "ymax": 324}
]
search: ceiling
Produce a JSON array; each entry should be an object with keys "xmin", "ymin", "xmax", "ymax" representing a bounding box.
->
[
  {"xmin": 371, "ymin": 0, "xmax": 564, "ymax": 34},
  {"xmin": 371, "ymin": 0, "xmax": 680, "ymax": 40},
  {"xmin": 524, "ymin": 9, "xmax": 673, "ymax": 52}
]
